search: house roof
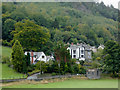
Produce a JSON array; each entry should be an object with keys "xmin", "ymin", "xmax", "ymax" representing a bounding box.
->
[
  {"xmin": 69, "ymin": 43, "xmax": 91, "ymax": 51},
  {"xmin": 25, "ymin": 51, "xmax": 45, "ymax": 58}
]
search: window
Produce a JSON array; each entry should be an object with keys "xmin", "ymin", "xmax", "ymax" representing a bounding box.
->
[
  {"xmin": 92, "ymin": 72, "xmax": 94, "ymax": 75},
  {"xmin": 73, "ymin": 50, "xmax": 76, "ymax": 54},
  {"xmin": 81, "ymin": 55, "xmax": 84, "ymax": 58},
  {"xmin": 34, "ymin": 55, "xmax": 37, "ymax": 58},
  {"xmin": 81, "ymin": 50, "xmax": 84, "ymax": 54},
  {"xmin": 42, "ymin": 56, "xmax": 44, "ymax": 58},
  {"xmin": 73, "ymin": 55, "xmax": 76, "ymax": 58}
]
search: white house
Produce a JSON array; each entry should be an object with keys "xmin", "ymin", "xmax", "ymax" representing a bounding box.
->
[
  {"xmin": 25, "ymin": 51, "xmax": 47, "ymax": 64},
  {"xmin": 46, "ymin": 56, "xmax": 54, "ymax": 61},
  {"xmin": 67, "ymin": 43, "xmax": 92, "ymax": 61}
]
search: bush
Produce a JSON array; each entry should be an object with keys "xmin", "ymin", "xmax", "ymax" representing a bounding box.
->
[
  {"xmin": 2, "ymin": 56, "xmax": 10, "ymax": 64},
  {"xmin": 80, "ymin": 60, "xmax": 84, "ymax": 66},
  {"xmin": 2, "ymin": 40, "xmax": 12, "ymax": 47},
  {"xmin": 28, "ymin": 69, "xmax": 41, "ymax": 76},
  {"xmin": 110, "ymin": 73, "xmax": 119, "ymax": 78},
  {"xmin": 79, "ymin": 67, "xmax": 86, "ymax": 74},
  {"xmin": 52, "ymin": 72, "xmax": 56, "ymax": 76},
  {"xmin": 27, "ymin": 64, "xmax": 35, "ymax": 72}
]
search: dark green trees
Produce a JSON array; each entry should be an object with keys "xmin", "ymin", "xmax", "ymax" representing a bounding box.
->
[
  {"xmin": 12, "ymin": 20, "xmax": 50, "ymax": 51},
  {"xmin": 11, "ymin": 40, "xmax": 25, "ymax": 73},
  {"xmin": 103, "ymin": 40, "xmax": 120, "ymax": 75}
]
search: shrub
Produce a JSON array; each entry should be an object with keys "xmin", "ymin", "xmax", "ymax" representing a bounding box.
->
[
  {"xmin": 27, "ymin": 64, "xmax": 35, "ymax": 72},
  {"xmin": 2, "ymin": 40, "xmax": 12, "ymax": 47},
  {"xmin": 28, "ymin": 69, "xmax": 41, "ymax": 76},
  {"xmin": 79, "ymin": 66, "xmax": 86, "ymax": 74},
  {"xmin": 2, "ymin": 56, "xmax": 11, "ymax": 65},
  {"xmin": 80, "ymin": 60, "xmax": 84, "ymax": 66},
  {"xmin": 52, "ymin": 72, "xmax": 56, "ymax": 76}
]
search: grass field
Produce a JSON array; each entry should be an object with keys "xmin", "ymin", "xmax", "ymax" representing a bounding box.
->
[
  {"xmin": 3, "ymin": 78, "xmax": 118, "ymax": 88},
  {"xmin": 0, "ymin": 46, "xmax": 26, "ymax": 79},
  {"xmin": 1, "ymin": 63, "xmax": 27, "ymax": 79},
  {"xmin": 0, "ymin": 46, "xmax": 12, "ymax": 57}
]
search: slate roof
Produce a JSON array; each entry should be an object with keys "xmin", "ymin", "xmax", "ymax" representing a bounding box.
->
[{"xmin": 69, "ymin": 43, "xmax": 91, "ymax": 51}]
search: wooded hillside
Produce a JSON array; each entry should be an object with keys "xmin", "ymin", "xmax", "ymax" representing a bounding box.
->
[{"xmin": 2, "ymin": 2, "xmax": 118, "ymax": 54}]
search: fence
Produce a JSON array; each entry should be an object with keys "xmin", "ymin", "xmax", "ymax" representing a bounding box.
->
[{"xmin": 1, "ymin": 74, "xmax": 86, "ymax": 83}]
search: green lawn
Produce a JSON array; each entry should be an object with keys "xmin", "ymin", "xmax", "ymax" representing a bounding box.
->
[
  {"xmin": 1, "ymin": 63, "xmax": 27, "ymax": 79},
  {"xmin": 3, "ymin": 79, "xmax": 118, "ymax": 88},
  {"xmin": 0, "ymin": 46, "xmax": 12, "ymax": 57},
  {"xmin": 0, "ymin": 46, "xmax": 26, "ymax": 79}
]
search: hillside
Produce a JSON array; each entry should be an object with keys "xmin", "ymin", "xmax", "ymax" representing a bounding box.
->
[{"xmin": 2, "ymin": 2, "xmax": 118, "ymax": 54}]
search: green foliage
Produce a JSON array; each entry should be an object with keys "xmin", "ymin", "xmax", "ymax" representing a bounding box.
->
[
  {"xmin": 2, "ymin": 40, "xmax": 12, "ymax": 47},
  {"xmin": 92, "ymin": 48, "xmax": 103, "ymax": 61},
  {"xmin": 2, "ymin": 19, "xmax": 16, "ymax": 41},
  {"xmin": 28, "ymin": 69, "xmax": 41, "ymax": 76},
  {"xmin": 12, "ymin": 20, "xmax": 50, "ymax": 51},
  {"xmin": 35, "ymin": 61, "xmax": 48, "ymax": 74},
  {"xmin": 11, "ymin": 40, "xmax": 25, "ymax": 73},
  {"xmin": 54, "ymin": 41, "xmax": 71, "ymax": 63},
  {"xmin": 2, "ymin": 2, "xmax": 118, "ymax": 48},
  {"xmin": 103, "ymin": 40, "xmax": 120, "ymax": 76},
  {"xmin": 51, "ymin": 72, "xmax": 56, "ymax": 76},
  {"xmin": 80, "ymin": 60, "xmax": 84, "ymax": 66}
]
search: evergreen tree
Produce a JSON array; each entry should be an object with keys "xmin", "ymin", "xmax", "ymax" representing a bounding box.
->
[{"xmin": 11, "ymin": 40, "xmax": 25, "ymax": 73}]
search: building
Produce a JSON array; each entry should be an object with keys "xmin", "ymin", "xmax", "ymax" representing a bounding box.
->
[
  {"xmin": 86, "ymin": 69, "xmax": 100, "ymax": 79},
  {"xmin": 46, "ymin": 55, "xmax": 54, "ymax": 61},
  {"xmin": 90, "ymin": 46, "xmax": 97, "ymax": 52},
  {"xmin": 67, "ymin": 43, "xmax": 92, "ymax": 61},
  {"xmin": 98, "ymin": 44, "xmax": 105, "ymax": 50},
  {"xmin": 25, "ymin": 51, "xmax": 48, "ymax": 64}
]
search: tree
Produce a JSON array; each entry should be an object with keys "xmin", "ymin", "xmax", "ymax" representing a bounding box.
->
[
  {"xmin": 103, "ymin": 40, "xmax": 120, "ymax": 76},
  {"xmin": 54, "ymin": 41, "xmax": 71, "ymax": 63},
  {"xmin": 12, "ymin": 20, "xmax": 50, "ymax": 51},
  {"xmin": 11, "ymin": 40, "xmax": 25, "ymax": 73},
  {"xmin": 54, "ymin": 41, "xmax": 71, "ymax": 74},
  {"xmin": 2, "ymin": 19, "xmax": 16, "ymax": 41},
  {"xmin": 35, "ymin": 61, "xmax": 47, "ymax": 74},
  {"xmin": 52, "ymin": 18, "xmax": 59, "ymax": 29}
]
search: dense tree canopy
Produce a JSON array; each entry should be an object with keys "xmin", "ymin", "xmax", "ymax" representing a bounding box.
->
[
  {"xmin": 2, "ymin": 2, "xmax": 118, "ymax": 54},
  {"xmin": 103, "ymin": 40, "xmax": 120, "ymax": 75},
  {"xmin": 12, "ymin": 20, "xmax": 50, "ymax": 51}
]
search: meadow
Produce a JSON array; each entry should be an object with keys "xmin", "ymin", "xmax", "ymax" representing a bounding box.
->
[
  {"xmin": 0, "ymin": 46, "xmax": 12, "ymax": 57},
  {"xmin": 1, "ymin": 63, "xmax": 27, "ymax": 79},
  {"xmin": 3, "ymin": 78, "xmax": 118, "ymax": 88}
]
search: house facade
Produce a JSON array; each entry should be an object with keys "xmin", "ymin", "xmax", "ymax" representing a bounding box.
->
[
  {"xmin": 25, "ymin": 51, "xmax": 52, "ymax": 64},
  {"xmin": 67, "ymin": 43, "xmax": 92, "ymax": 61}
]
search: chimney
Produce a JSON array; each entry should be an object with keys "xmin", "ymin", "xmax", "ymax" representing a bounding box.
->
[{"xmin": 31, "ymin": 51, "xmax": 34, "ymax": 64}]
